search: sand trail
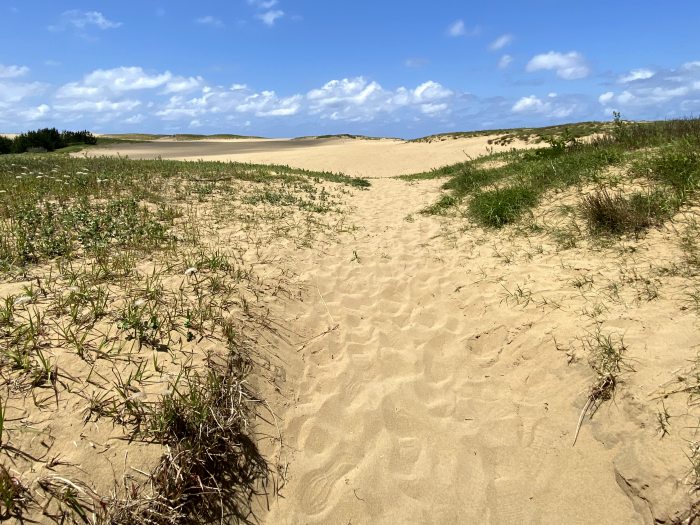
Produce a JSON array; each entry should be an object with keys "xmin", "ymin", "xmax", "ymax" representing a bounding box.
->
[{"xmin": 264, "ymin": 178, "xmax": 653, "ymax": 524}]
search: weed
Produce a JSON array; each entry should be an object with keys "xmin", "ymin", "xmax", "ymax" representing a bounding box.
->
[
  {"xmin": 0, "ymin": 464, "xmax": 30, "ymax": 520},
  {"xmin": 573, "ymin": 328, "xmax": 630, "ymax": 446}
]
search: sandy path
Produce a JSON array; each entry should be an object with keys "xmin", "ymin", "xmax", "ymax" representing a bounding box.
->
[
  {"xmin": 85, "ymin": 136, "xmax": 530, "ymax": 178},
  {"xmin": 265, "ymin": 178, "xmax": 647, "ymax": 524}
]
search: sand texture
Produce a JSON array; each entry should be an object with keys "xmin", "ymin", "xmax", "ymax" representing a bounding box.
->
[{"xmin": 253, "ymin": 173, "xmax": 698, "ymax": 524}]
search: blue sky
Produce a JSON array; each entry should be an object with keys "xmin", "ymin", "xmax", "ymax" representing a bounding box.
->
[{"xmin": 1, "ymin": 1, "xmax": 699, "ymax": 138}]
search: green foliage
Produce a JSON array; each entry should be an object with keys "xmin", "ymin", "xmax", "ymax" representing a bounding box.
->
[
  {"xmin": 468, "ymin": 186, "xmax": 538, "ymax": 227},
  {"xmin": 1, "ymin": 198, "xmax": 171, "ymax": 266},
  {"xmin": 4, "ymin": 128, "xmax": 97, "ymax": 154},
  {"xmin": 417, "ymin": 115, "xmax": 700, "ymax": 234},
  {"xmin": 0, "ymin": 137, "xmax": 12, "ymax": 155}
]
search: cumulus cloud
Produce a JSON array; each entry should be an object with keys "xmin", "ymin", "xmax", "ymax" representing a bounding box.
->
[
  {"xmin": 489, "ymin": 34, "xmax": 513, "ymax": 51},
  {"xmin": 306, "ymin": 77, "xmax": 453, "ymax": 121},
  {"xmin": 0, "ymin": 64, "xmax": 29, "ymax": 78},
  {"xmin": 56, "ymin": 67, "xmax": 203, "ymax": 99},
  {"xmin": 50, "ymin": 10, "xmax": 121, "ymax": 31},
  {"xmin": 598, "ymin": 60, "xmax": 700, "ymax": 115},
  {"xmin": 21, "ymin": 104, "xmax": 51, "ymax": 121},
  {"xmin": 512, "ymin": 93, "xmax": 577, "ymax": 118},
  {"xmin": 526, "ymin": 51, "xmax": 590, "ymax": 80},
  {"xmin": 195, "ymin": 15, "xmax": 224, "ymax": 27}
]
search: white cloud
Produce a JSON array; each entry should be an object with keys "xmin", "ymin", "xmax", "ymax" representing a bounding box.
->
[
  {"xmin": 248, "ymin": 0, "xmax": 278, "ymax": 7},
  {"xmin": 164, "ymin": 76, "xmax": 204, "ymax": 94},
  {"xmin": 598, "ymin": 60, "xmax": 700, "ymax": 112},
  {"xmin": 526, "ymin": 51, "xmax": 590, "ymax": 80},
  {"xmin": 236, "ymin": 91, "xmax": 301, "ymax": 116},
  {"xmin": 257, "ymin": 10, "xmax": 284, "ymax": 26},
  {"xmin": 413, "ymin": 81, "xmax": 453, "ymax": 102},
  {"xmin": 0, "ymin": 80, "xmax": 46, "ymax": 106},
  {"xmin": 598, "ymin": 91, "xmax": 614, "ymax": 104},
  {"xmin": 446, "ymin": 19, "xmax": 479, "ymax": 37},
  {"xmin": 498, "ymin": 55, "xmax": 513, "ymax": 70},
  {"xmin": 447, "ymin": 19, "xmax": 466, "ymax": 37},
  {"xmin": 57, "ymin": 67, "xmax": 203, "ymax": 99},
  {"xmin": 490, "ymin": 34, "xmax": 513, "ymax": 51},
  {"xmin": 619, "ymin": 68, "xmax": 654, "ymax": 83},
  {"xmin": 196, "ymin": 15, "xmax": 224, "ymax": 27},
  {"xmin": 21, "ymin": 104, "xmax": 51, "ymax": 121},
  {"xmin": 306, "ymin": 77, "xmax": 453, "ymax": 121},
  {"xmin": 51, "ymin": 10, "xmax": 121, "ymax": 31},
  {"xmin": 512, "ymin": 94, "xmax": 576, "ymax": 118},
  {"xmin": 0, "ymin": 64, "xmax": 29, "ymax": 78},
  {"xmin": 54, "ymin": 99, "xmax": 141, "ymax": 113}
]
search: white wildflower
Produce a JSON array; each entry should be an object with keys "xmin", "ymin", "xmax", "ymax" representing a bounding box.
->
[
  {"xmin": 134, "ymin": 298, "xmax": 147, "ymax": 307},
  {"xmin": 184, "ymin": 267, "xmax": 198, "ymax": 277}
]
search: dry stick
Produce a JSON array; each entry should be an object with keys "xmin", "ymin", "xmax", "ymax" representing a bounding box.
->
[{"xmin": 572, "ymin": 397, "xmax": 593, "ymax": 447}]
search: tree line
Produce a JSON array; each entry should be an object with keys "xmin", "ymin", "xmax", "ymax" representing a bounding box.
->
[{"xmin": 0, "ymin": 128, "xmax": 97, "ymax": 154}]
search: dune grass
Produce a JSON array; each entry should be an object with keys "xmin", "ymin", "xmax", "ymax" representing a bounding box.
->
[
  {"xmin": 411, "ymin": 120, "xmax": 610, "ymax": 144},
  {"xmin": 414, "ymin": 116, "xmax": 700, "ymax": 233},
  {"xmin": 0, "ymin": 151, "xmax": 366, "ymax": 523}
]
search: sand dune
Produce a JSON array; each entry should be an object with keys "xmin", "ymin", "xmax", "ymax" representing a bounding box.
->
[{"xmin": 84, "ymin": 135, "xmax": 532, "ymax": 178}]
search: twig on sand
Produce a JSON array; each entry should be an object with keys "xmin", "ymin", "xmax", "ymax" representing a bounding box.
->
[
  {"xmin": 572, "ymin": 397, "xmax": 593, "ymax": 447},
  {"xmin": 297, "ymin": 323, "xmax": 340, "ymax": 353}
]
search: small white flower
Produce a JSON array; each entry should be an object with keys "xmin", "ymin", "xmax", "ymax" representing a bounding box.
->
[
  {"xmin": 184, "ymin": 267, "xmax": 198, "ymax": 277},
  {"xmin": 14, "ymin": 295, "xmax": 33, "ymax": 306},
  {"xmin": 134, "ymin": 298, "xmax": 147, "ymax": 307}
]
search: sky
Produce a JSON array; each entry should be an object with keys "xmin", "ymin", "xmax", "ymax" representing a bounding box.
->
[{"xmin": 1, "ymin": 1, "xmax": 700, "ymax": 138}]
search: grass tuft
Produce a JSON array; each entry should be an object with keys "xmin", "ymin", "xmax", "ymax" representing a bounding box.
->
[{"xmin": 468, "ymin": 186, "xmax": 538, "ymax": 227}]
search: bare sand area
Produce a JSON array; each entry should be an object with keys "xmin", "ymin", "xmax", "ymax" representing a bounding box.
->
[
  {"xmin": 84, "ymin": 135, "xmax": 531, "ymax": 178},
  {"xmin": 258, "ymin": 176, "xmax": 698, "ymax": 524}
]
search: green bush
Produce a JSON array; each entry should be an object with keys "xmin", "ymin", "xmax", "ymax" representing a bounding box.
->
[
  {"xmin": 0, "ymin": 136, "xmax": 12, "ymax": 154},
  {"xmin": 3, "ymin": 128, "xmax": 98, "ymax": 154}
]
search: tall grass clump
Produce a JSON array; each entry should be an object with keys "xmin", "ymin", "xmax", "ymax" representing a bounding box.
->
[
  {"xmin": 581, "ymin": 188, "xmax": 672, "ymax": 235},
  {"xmin": 143, "ymin": 352, "xmax": 270, "ymax": 524},
  {"xmin": 469, "ymin": 186, "xmax": 538, "ymax": 227}
]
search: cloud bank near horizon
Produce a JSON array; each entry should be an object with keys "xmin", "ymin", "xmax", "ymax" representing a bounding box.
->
[{"xmin": 2, "ymin": 58, "xmax": 700, "ymax": 137}]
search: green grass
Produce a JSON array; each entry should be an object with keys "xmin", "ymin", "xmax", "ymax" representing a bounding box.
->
[
  {"xmin": 468, "ymin": 186, "xmax": 539, "ymax": 227},
  {"xmin": 411, "ymin": 120, "xmax": 610, "ymax": 143},
  {"xmin": 413, "ymin": 117, "xmax": 700, "ymax": 233}
]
